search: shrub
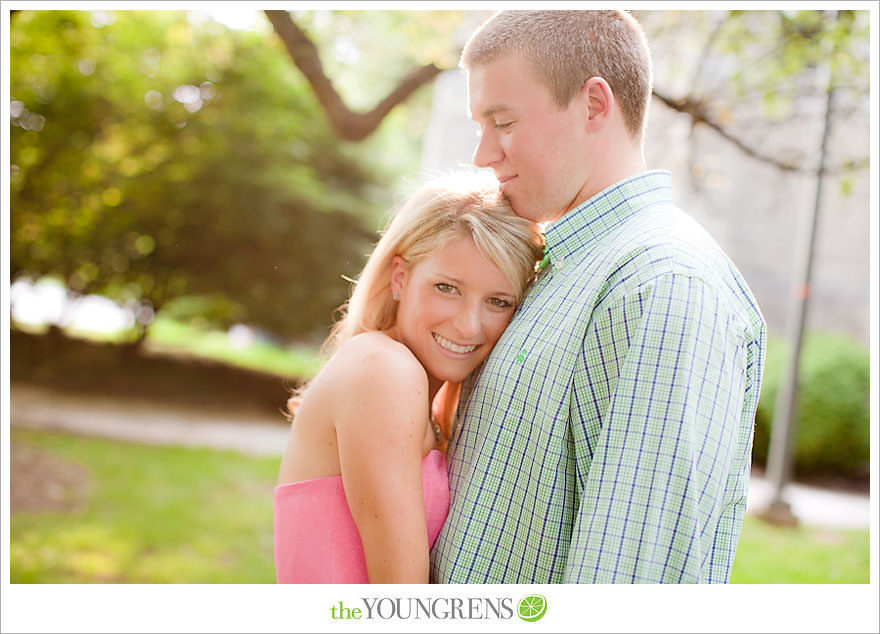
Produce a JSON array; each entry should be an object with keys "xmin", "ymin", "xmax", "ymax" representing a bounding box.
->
[{"xmin": 753, "ymin": 331, "xmax": 870, "ymax": 479}]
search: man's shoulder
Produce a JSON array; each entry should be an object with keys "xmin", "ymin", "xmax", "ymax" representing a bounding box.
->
[
  {"xmin": 591, "ymin": 203, "xmax": 718, "ymax": 278},
  {"xmin": 593, "ymin": 204, "xmax": 764, "ymax": 327}
]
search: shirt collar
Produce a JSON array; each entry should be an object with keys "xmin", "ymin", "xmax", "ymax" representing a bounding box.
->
[{"xmin": 542, "ymin": 170, "xmax": 674, "ymax": 264}]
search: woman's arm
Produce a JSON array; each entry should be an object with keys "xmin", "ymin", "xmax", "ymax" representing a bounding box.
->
[{"xmin": 333, "ymin": 335, "xmax": 432, "ymax": 583}]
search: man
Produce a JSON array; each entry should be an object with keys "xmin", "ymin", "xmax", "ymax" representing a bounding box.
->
[{"xmin": 430, "ymin": 10, "xmax": 766, "ymax": 584}]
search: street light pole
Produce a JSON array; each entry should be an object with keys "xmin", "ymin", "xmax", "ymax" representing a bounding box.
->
[{"xmin": 758, "ymin": 12, "xmax": 838, "ymax": 526}]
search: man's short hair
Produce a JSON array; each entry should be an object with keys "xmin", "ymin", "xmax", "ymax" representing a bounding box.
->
[{"xmin": 460, "ymin": 10, "xmax": 653, "ymax": 139}]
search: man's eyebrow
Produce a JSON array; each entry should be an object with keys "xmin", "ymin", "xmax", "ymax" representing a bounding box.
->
[{"xmin": 471, "ymin": 104, "xmax": 514, "ymax": 119}]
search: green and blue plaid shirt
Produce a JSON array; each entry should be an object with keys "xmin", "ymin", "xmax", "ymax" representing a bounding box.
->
[{"xmin": 430, "ymin": 171, "xmax": 766, "ymax": 583}]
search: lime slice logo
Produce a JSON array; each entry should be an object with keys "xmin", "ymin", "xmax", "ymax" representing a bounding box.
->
[{"xmin": 517, "ymin": 594, "xmax": 547, "ymax": 622}]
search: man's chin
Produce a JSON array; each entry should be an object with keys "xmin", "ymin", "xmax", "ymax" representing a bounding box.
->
[
  {"xmin": 501, "ymin": 192, "xmax": 528, "ymax": 218},
  {"xmin": 509, "ymin": 200, "xmax": 546, "ymax": 223}
]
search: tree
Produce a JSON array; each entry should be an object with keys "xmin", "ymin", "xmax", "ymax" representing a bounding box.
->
[
  {"xmin": 10, "ymin": 10, "xmax": 388, "ymax": 340},
  {"xmin": 635, "ymin": 10, "xmax": 869, "ymax": 178},
  {"xmin": 10, "ymin": 10, "xmax": 870, "ymax": 342},
  {"xmin": 264, "ymin": 10, "xmax": 445, "ymax": 141},
  {"xmin": 269, "ymin": 9, "xmax": 868, "ymax": 178}
]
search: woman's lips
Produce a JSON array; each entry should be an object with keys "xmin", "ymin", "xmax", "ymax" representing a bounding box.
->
[{"xmin": 433, "ymin": 333, "xmax": 479, "ymax": 355}]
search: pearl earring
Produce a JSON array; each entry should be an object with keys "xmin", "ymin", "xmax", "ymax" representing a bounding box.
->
[{"xmin": 392, "ymin": 291, "xmax": 399, "ymax": 301}]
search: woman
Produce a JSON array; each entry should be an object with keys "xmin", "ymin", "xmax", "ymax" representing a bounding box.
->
[{"xmin": 273, "ymin": 172, "xmax": 544, "ymax": 583}]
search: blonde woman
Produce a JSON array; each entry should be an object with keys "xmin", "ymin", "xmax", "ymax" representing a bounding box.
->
[{"xmin": 273, "ymin": 172, "xmax": 544, "ymax": 583}]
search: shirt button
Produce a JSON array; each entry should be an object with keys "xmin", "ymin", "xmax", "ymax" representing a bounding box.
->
[{"xmin": 554, "ymin": 257, "xmax": 565, "ymax": 270}]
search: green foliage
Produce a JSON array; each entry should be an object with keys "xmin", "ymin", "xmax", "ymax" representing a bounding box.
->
[
  {"xmin": 753, "ymin": 331, "xmax": 870, "ymax": 478},
  {"xmin": 712, "ymin": 10, "xmax": 869, "ymax": 119},
  {"xmin": 635, "ymin": 9, "xmax": 869, "ymax": 184},
  {"xmin": 10, "ymin": 10, "xmax": 431, "ymax": 339}
]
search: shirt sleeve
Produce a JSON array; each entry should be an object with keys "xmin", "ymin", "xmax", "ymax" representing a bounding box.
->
[{"xmin": 563, "ymin": 271, "xmax": 752, "ymax": 583}]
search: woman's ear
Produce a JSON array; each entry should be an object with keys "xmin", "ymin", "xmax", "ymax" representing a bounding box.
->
[{"xmin": 390, "ymin": 255, "xmax": 409, "ymax": 298}]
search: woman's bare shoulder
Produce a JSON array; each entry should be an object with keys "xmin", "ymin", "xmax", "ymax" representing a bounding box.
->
[
  {"xmin": 329, "ymin": 332, "xmax": 426, "ymax": 387},
  {"xmin": 324, "ymin": 332, "xmax": 429, "ymax": 440}
]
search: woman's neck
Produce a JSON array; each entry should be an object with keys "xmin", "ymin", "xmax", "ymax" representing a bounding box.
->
[{"xmin": 383, "ymin": 325, "xmax": 442, "ymax": 401}]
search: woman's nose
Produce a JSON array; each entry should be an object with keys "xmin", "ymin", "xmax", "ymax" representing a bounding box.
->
[{"xmin": 453, "ymin": 303, "xmax": 482, "ymax": 339}]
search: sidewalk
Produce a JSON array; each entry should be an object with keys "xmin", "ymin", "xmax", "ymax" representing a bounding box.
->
[
  {"xmin": 10, "ymin": 383, "xmax": 289, "ymax": 457},
  {"xmin": 9, "ymin": 383, "xmax": 872, "ymax": 530}
]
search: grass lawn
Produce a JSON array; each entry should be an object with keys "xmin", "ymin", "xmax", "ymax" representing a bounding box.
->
[
  {"xmin": 10, "ymin": 428, "xmax": 279, "ymax": 583},
  {"xmin": 143, "ymin": 317, "xmax": 322, "ymax": 380},
  {"xmin": 10, "ymin": 428, "xmax": 871, "ymax": 584},
  {"xmin": 731, "ymin": 515, "xmax": 870, "ymax": 583}
]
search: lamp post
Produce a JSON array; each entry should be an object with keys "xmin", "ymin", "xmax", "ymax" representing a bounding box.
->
[{"xmin": 757, "ymin": 12, "xmax": 838, "ymax": 526}]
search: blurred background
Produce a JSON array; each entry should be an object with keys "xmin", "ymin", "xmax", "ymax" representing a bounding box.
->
[{"xmin": 6, "ymin": 9, "xmax": 872, "ymax": 584}]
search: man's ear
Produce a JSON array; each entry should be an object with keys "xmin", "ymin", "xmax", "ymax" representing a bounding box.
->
[
  {"xmin": 582, "ymin": 77, "xmax": 615, "ymax": 132},
  {"xmin": 390, "ymin": 255, "xmax": 409, "ymax": 298}
]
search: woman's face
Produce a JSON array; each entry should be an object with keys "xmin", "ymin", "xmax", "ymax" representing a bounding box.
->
[{"xmin": 391, "ymin": 235, "xmax": 518, "ymax": 394}]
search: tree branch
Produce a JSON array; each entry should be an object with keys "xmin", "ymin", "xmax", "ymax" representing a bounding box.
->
[
  {"xmin": 652, "ymin": 88, "xmax": 867, "ymax": 175},
  {"xmin": 265, "ymin": 10, "xmax": 444, "ymax": 142},
  {"xmin": 266, "ymin": 10, "xmax": 866, "ymax": 172},
  {"xmin": 653, "ymin": 89, "xmax": 803, "ymax": 171}
]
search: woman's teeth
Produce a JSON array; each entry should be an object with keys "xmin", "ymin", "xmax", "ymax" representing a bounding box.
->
[{"xmin": 433, "ymin": 333, "xmax": 477, "ymax": 354}]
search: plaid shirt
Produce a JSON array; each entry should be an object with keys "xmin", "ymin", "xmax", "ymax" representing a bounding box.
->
[{"xmin": 430, "ymin": 171, "xmax": 766, "ymax": 583}]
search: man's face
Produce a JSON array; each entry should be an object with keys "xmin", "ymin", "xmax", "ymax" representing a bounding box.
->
[{"xmin": 468, "ymin": 54, "xmax": 592, "ymax": 223}]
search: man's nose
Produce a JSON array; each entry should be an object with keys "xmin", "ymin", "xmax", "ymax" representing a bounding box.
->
[{"xmin": 473, "ymin": 130, "xmax": 502, "ymax": 168}]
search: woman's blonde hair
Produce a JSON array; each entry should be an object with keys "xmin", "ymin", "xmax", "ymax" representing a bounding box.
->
[{"xmin": 324, "ymin": 170, "xmax": 545, "ymax": 357}]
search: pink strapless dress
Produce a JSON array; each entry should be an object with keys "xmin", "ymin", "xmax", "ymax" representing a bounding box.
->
[{"xmin": 273, "ymin": 449, "xmax": 449, "ymax": 583}]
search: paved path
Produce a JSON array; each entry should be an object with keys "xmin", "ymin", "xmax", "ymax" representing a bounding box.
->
[
  {"xmin": 10, "ymin": 383, "xmax": 290, "ymax": 457},
  {"xmin": 9, "ymin": 383, "xmax": 872, "ymax": 529}
]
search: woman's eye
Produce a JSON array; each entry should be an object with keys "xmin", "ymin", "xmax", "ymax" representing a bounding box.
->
[
  {"xmin": 435, "ymin": 282, "xmax": 456, "ymax": 294},
  {"xmin": 495, "ymin": 121, "xmax": 513, "ymax": 130},
  {"xmin": 488, "ymin": 297, "xmax": 513, "ymax": 309}
]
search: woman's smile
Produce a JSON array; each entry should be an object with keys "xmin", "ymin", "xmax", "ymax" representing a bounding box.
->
[{"xmin": 432, "ymin": 332, "xmax": 480, "ymax": 356}]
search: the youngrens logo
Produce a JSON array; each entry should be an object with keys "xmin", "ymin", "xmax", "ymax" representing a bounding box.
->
[
  {"xmin": 329, "ymin": 595, "xmax": 546, "ymax": 621},
  {"xmin": 517, "ymin": 594, "xmax": 547, "ymax": 622}
]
